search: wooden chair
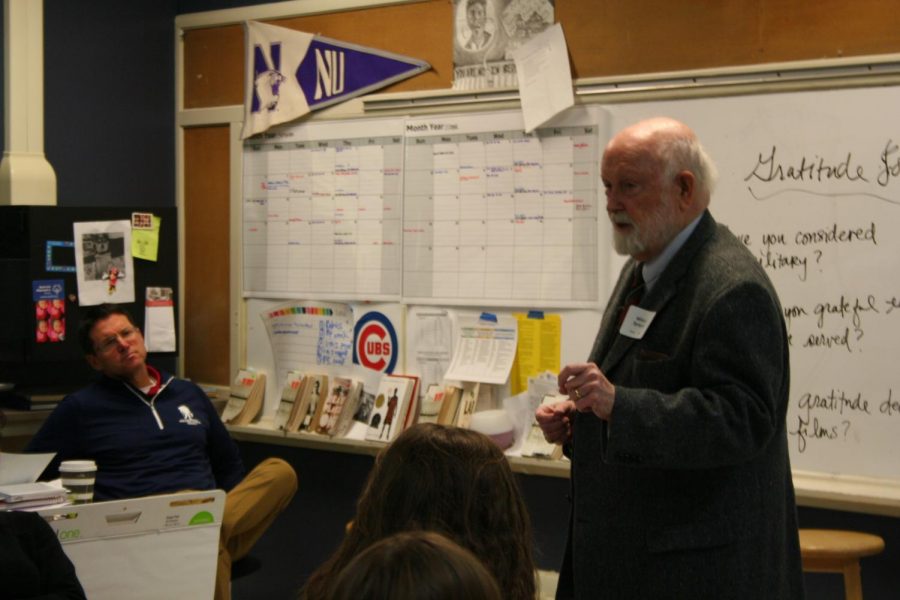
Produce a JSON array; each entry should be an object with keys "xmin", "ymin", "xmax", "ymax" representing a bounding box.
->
[{"xmin": 799, "ymin": 529, "xmax": 885, "ymax": 600}]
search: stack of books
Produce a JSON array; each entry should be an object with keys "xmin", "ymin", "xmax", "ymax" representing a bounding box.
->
[{"xmin": 0, "ymin": 481, "xmax": 68, "ymax": 510}]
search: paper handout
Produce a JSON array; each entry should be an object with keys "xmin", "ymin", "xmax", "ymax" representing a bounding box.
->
[
  {"xmin": 0, "ymin": 451, "xmax": 56, "ymax": 485},
  {"xmin": 444, "ymin": 313, "xmax": 517, "ymax": 384}
]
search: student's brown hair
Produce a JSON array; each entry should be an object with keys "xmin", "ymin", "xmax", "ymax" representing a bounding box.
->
[
  {"xmin": 301, "ymin": 423, "xmax": 536, "ymax": 600},
  {"xmin": 325, "ymin": 530, "xmax": 502, "ymax": 600}
]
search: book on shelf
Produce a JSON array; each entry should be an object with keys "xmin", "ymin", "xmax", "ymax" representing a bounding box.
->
[
  {"xmin": 313, "ymin": 377, "xmax": 355, "ymax": 436},
  {"xmin": 287, "ymin": 374, "xmax": 328, "ymax": 433},
  {"xmin": 329, "ymin": 379, "xmax": 363, "ymax": 438},
  {"xmin": 395, "ymin": 374, "xmax": 420, "ymax": 431},
  {"xmin": 365, "ymin": 374, "xmax": 417, "ymax": 443},
  {"xmin": 455, "ymin": 382, "xmax": 483, "ymax": 429},
  {"xmin": 222, "ymin": 370, "xmax": 266, "ymax": 426},
  {"xmin": 342, "ymin": 388, "xmax": 375, "ymax": 440},
  {"xmin": 418, "ymin": 384, "xmax": 445, "ymax": 424},
  {"xmin": 436, "ymin": 385, "xmax": 463, "ymax": 426},
  {"xmin": 520, "ymin": 393, "xmax": 566, "ymax": 460},
  {"xmin": 273, "ymin": 371, "xmax": 306, "ymax": 432},
  {"xmin": 340, "ymin": 366, "xmax": 388, "ymax": 440}
]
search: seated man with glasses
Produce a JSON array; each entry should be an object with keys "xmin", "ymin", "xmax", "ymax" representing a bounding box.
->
[{"xmin": 27, "ymin": 303, "xmax": 297, "ymax": 600}]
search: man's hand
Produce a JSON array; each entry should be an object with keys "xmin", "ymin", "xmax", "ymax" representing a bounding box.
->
[
  {"xmin": 535, "ymin": 400, "xmax": 575, "ymax": 444},
  {"xmin": 558, "ymin": 362, "xmax": 616, "ymax": 421}
]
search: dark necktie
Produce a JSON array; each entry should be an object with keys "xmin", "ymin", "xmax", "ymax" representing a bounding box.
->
[{"xmin": 617, "ymin": 263, "xmax": 645, "ymax": 327}]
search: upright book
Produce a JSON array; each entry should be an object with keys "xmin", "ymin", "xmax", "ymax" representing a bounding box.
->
[
  {"xmin": 312, "ymin": 377, "xmax": 354, "ymax": 436},
  {"xmin": 273, "ymin": 371, "xmax": 305, "ymax": 432},
  {"xmin": 341, "ymin": 387, "xmax": 375, "ymax": 440},
  {"xmin": 365, "ymin": 375, "xmax": 416, "ymax": 443},
  {"xmin": 222, "ymin": 369, "xmax": 266, "ymax": 426},
  {"xmin": 329, "ymin": 379, "xmax": 363, "ymax": 438},
  {"xmin": 455, "ymin": 382, "xmax": 483, "ymax": 429},
  {"xmin": 287, "ymin": 374, "xmax": 328, "ymax": 432},
  {"xmin": 418, "ymin": 384, "xmax": 445, "ymax": 424},
  {"xmin": 436, "ymin": 385, "xmax": 463, "ymax": 426},
  {"xmin": 394, "ymin": 374, "xmax": 420, "ymax": 431}
]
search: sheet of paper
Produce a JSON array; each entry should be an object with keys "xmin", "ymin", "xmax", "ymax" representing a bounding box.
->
[
  {"xmin": 513, "ymin": 23, "xmax": 574, "ymax": 133},
  {"xmin": 132, "ymin": 214, "xmax": 161, "ymax": 262},
  {"xmin": 260, "ymin": 301, "xmax": 354, "ymax": 387},
  {"xmin": 444, "ymin": 313, "xmax": 517, "ymax": 384},
  {"xmin": 510, "ymin": 312, "xmax": 561, "ymax": 395},
  {"xmin": 73, "ymin": 220, "xmax": 136, "ymax": 306},
  {"xmin": 503, "ymin": 370, "xmax": 559, "ymax": 456},
  {"xmin": 405, "ymin": 306, "xmax": 454, "ymax": 394},
  {"xmin": 144, "ymin": 287, "xmax": 176, "ymax": 352},
  {"xmin": 0, "ymin": 452, "xmax": 55, "ymax": 485}
]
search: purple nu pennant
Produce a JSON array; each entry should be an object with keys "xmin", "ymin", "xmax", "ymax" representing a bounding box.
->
[{"xmin": 242, "ymin": 21, "xmax": 430, "ymax": 139}]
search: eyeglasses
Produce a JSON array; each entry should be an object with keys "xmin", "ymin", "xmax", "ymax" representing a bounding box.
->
[{"xmin": 94, "ymin": 327, "xmax": 138, "ymax": 354}]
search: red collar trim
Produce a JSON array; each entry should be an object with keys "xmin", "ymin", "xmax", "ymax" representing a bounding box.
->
[{"xmin": 145, "ymin": 365, "xmax": 163, "ymax": 397}]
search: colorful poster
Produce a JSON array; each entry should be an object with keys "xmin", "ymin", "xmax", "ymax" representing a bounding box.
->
[{"xmin": 33, "ymin": 280, "xmax": 66, "ymax": 343}]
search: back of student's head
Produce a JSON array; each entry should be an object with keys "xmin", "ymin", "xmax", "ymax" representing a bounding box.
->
[
  {"xmin": 325, "ymin": 531, "xmax": 501, "ymax": 600},
  {"xmin": 302, "ymin": 423, "xmax": 536, "ymax": 600}
]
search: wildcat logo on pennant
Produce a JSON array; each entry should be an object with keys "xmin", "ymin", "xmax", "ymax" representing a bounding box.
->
[{"xmin": 241, "ymin": 21, "xmax": 430, "ymax": 139}]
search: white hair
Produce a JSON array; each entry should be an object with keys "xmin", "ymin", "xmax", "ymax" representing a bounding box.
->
[{"xmin": 659, "ymin": 134, "xmax": 718, "ymax": 199}]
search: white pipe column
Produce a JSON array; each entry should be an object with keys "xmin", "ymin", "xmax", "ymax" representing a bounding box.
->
[{"xmin": 0, "ymin": 0, "xmax": 56, "ymax": 205}]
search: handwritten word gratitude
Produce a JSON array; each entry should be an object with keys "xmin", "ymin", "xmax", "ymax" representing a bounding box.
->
[
  {"xmin": 797, "ymin": 388, "xmax": 871, "ymax": 422},
  {"xmin": 745, "ymin": 147, "xmax": 868, "ymax": 184}
]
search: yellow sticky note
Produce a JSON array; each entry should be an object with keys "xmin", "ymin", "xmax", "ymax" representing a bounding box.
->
[
  {"xmin": 132, "ymin": 215, "xmax": 161, "ymax": 262},
  {"xmin": 510, "ymin": 313, "xmax": 561, "ymax": 396}
]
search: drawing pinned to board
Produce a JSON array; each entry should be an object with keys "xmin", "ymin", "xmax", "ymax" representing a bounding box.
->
[
  {"xmin": 453, "ymin": 0, "xmax": 554, "ymax": 90},
  {"xmin": 73, "ymin": 220, "xmax": 135, "ymax": 306}
]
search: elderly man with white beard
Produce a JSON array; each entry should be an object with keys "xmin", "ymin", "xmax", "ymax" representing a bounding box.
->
[{"xmin": 536, "ymin": 117, "xmax": 805, "ymax": 599}]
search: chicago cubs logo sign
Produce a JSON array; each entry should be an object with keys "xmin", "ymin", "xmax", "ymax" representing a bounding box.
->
[{"xmin": 353, "ymin": 311, "xmax": 398, "ymax": 373}]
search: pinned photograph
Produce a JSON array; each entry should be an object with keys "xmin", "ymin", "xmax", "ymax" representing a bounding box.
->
[
  {"xmin": 73, "ymin": 220, "xmax": 136, "ymax": 306},
  {"xmin": 453, "ymin": 0, "xmax": 554, "ymax": 90}
]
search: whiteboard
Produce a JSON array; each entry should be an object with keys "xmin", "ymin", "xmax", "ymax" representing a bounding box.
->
[
  {"xmin": 235, "ymin": 82, "xmax": 900, "ymax": 512},
  {"xmin": 608, "ymin": 86, "xmax": 900, "ymax": 484}
]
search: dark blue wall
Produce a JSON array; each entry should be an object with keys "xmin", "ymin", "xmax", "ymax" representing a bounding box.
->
[
  {"xmin": 44, "ymin": 0, "xmax": 176, "ymax": 207},
  {"xmin": 0, "ymin": 1, "xmax": 285, "ymax": 208}
]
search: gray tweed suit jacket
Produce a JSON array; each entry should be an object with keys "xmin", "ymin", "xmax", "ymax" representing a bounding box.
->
[{"xmin": 557, "ymin": 211, "xmax": 804, "ymax": 599}]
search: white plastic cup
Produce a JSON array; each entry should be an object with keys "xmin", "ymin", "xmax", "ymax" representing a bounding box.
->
[{"xmin": 59, "ymin": 460, "xmax": 97, "ymax": 504}]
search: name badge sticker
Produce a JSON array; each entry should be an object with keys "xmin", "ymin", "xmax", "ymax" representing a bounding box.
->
[{"xmin": 619, "ymin": 306, "xmax": 656, "ymax": 339}]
